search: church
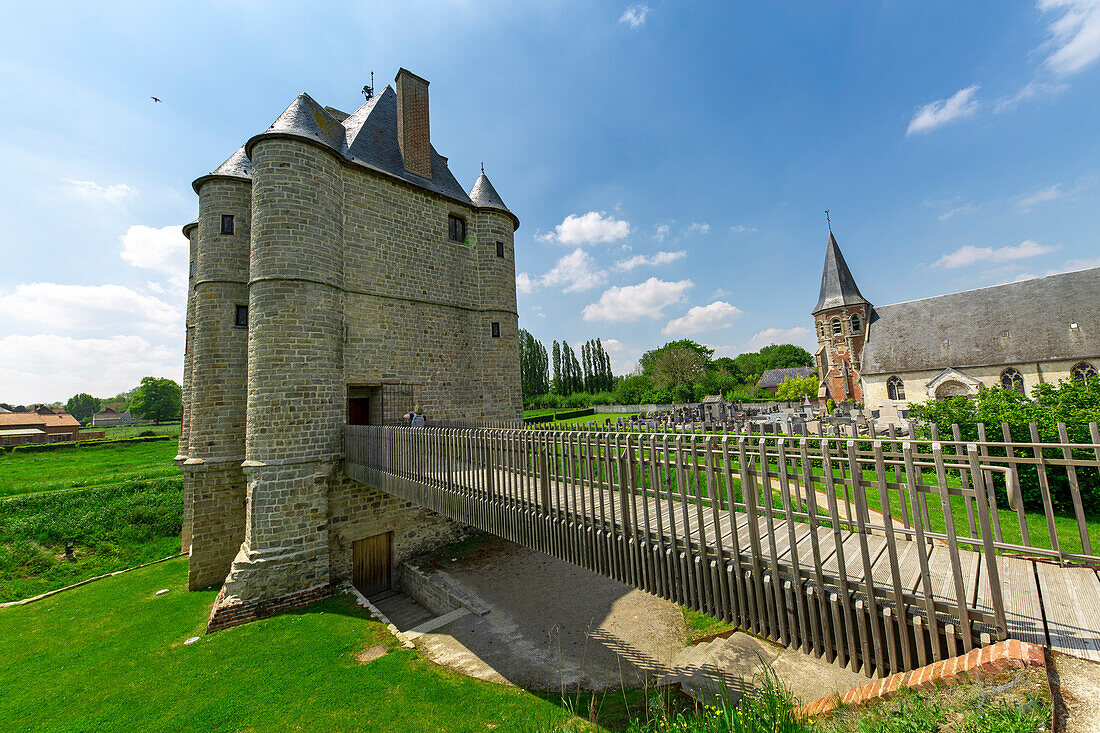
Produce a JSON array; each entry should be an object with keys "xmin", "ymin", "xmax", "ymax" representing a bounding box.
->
[{"xmin": 811, "ymin": 230, "xmax": 1100, "ymax": 418}]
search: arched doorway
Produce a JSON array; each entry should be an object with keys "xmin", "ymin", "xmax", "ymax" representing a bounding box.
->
[{"xmin": 935, "ymin": 380, "xmax": 969, "ymax": 399}]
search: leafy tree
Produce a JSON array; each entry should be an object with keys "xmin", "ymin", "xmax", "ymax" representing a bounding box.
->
[
  {"xmin": 650, "ymin": 348, "xmax": 708, "ymax": 392},
  {"xmin": 519, "ymin": 329, "xmax": 550, "ymax": 398},
  {"xmin": 65, "ymin": 393, "xmax": 101, "ymax": 422},
  {"xmin": 757, "ymin": 344, "xmax": 813, "ymax": 370},
  {"xmin": 774, "ymin": 375, "xmax": 818, "ymax": 401},
  {"xmin": 639, "ymin": 340, "xmax": 714, "ymax": 376},
  {"xmin": 732, "ymin": 352, "xmax": 763, "ymax": 381},
  {"xmin": 552, "ymin": 341, "xmax": 562, "ymax": 394},
  {"xmin": 129, "ymin": 377, "xmax": 182, "ymax": 423},
  {"xmin": 613, "ymin": 374, "xmax": 652, "ymax": 405}
]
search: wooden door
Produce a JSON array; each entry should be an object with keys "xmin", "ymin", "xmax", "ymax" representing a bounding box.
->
[{"xmin": 352, "ymin": 533, "xmax": 391, "ymax": 596}]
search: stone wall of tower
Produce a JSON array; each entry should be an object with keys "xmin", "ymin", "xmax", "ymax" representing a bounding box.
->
[
  {"xmin": 178, "ymin": 223, "xmax": 196, "ymax": 553},
  {"xmin": 214, "ymin": 137, "xmax": 345, "ymax": 611},
  {"xmin": 184, "ymin": 178, "xmax": 250, "ymax": 589},
  {"xmin": 814, "ymin": 304, "xmax": 869, "ymax": 406},
  {"xmin": 472, "ymin": 208, "xmax": 522, "ymax": 419}
]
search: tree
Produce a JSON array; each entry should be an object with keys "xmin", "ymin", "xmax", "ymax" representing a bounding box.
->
[
  {"xmin": 650, "ymin": 348, "xmax": 708, "ymax": 393},
  {"xmin": 552, "ymin": 341, "xmax": 562, "ymax": 394},
  {"xmin": 639, "ymin": 340, "xmax": 713, "ymax": 376},
  {"xmin": 65, "ymin": 393, "xmax": 101, "ymax": 422},
  {"xmin": 757, "ymin": 344, "xmax": 813, "ymax": 371},
  {"xmin": 774, "ymin": 375, "xmax": 818, "ymax": 401},
  {"xmin": 129, "ymin": 377, "xmax": 182, "ymax": 423},
  {"xmin": 519, "ymin": 329, "xmax": 550, "ymax": 398}
]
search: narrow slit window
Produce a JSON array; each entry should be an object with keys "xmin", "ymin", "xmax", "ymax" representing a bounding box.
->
[
  {"xmin": 491, "ymin": 321, "xmax": 500, "ymax": 338},
  {"xmin": 496, "ymin": 241, "xmax": 505, "ymax": 258},
  {"xmin": 221, "ymin": 215, "xmax": 235, "ymax": 235},
  {"xmin": 234, "ymin": 304, "xmax": 248, "ymax": 328}
]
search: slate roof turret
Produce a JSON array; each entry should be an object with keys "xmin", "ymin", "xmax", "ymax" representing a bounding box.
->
[
  {"xmin": 813, "ymin": 231, "xmax": 870, "ymax": 315},
  {"xmin": 191, "ymin": 146, "xmax": 253, "ymax": 194},
  {"xmin": 469, "ymin": 168, "xmax": 519, "ymax": 229}
]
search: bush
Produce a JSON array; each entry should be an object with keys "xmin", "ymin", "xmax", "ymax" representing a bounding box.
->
[
  {"xmin": 910, "ymin": 378, "xmax": 1100, "ymax": 515},
  {"xmin": 7, "ymin": 435, "xmax": 173, "ymax": 454}
]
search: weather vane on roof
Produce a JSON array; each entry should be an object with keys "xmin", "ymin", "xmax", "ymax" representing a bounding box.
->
[
  {"xmin": 362, "ymin": 71, "xmax": 374, "ymax": 101},
  {"xmin": 825, "ymin": 210, "xmax": 831, "ymax": 231}
]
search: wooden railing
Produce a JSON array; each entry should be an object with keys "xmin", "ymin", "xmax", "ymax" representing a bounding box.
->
[{"xmin": 344, "ymin": 424, "xmax": 1100, "ymax": 677}]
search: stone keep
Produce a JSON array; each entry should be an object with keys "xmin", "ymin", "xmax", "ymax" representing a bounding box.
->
[{"xmin": 178, "ymin": 69, "xmax": 522, "ymax": 630}]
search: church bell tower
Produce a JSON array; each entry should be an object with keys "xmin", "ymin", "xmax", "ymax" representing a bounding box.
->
[{"xmin": 812, "ymin": 227, "xmax": 871, "ymax": 408}]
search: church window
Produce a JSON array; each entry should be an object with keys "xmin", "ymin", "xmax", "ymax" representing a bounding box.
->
[
  {"xmin": 1072, "ymin": 362, "xmax": 1098, "ymax": 384},
  {"xmin": 221, "ymin": 215, "xmax": 234, "ymax": 235},
  {"xmin": 887, "ymin": 376, "xmax": 905, "ymax": 401},
  {"xmin": 831, "ymin": 317, "xmax": 842, "ymax": 336},
  {"xmin": 496, "ymin": 241, "xmax": 505, "ymax": 258},
  {"xmin": 1000, "ymin": 368, "xmax": 1024, "ymax": 394},
  {"xmin": 490, "ymin": 321, "xmax": 500, "ymax": 338},
  {"xmin": 850, "ymin": 314, "xmax": 862, "ymax": 333},
  {"xmin": 234, "ymin": 304, "xmax": 248, "ymax": 328},
  {"xmin": 448, "ymin": 214, "xmax": 466, "ymax": 243}
]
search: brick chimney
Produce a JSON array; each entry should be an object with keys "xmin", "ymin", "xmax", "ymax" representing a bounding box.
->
[{"xmin": 395, "ymin": 68, "xmax": 431, "ymax": 178}]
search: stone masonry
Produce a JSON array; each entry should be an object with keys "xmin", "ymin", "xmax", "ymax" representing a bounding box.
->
[{"xmin": 178, "ymin": 68, "xmax": 521, "ymax": 630}]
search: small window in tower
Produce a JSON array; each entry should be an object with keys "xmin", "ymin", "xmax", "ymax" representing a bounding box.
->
[
  {"xmin": 496, "ymin": 241, "xmax": 505, "ymax": 258},
  {"xmin": 491, "ymin": 321, "xmax": 500, "ymax": 338},
  {"xmin": 850, "ymin": 314, "xmax": 862, "ymax": 333},
  {"xmin": 448, "ymin": 214, "xmax": 466, "ymax": 243},
  {"xmin": 831, "ymin": 317, "xmax": 842, "ymax": 336},
  {"xmin": 234, "ymin": 304, "xmax": 248, "ymax": 328},
  {"xmin": 189, "ymin": 260, "xmax": 195, "ymax": 278},
  {"xmin": 221, "ymin": 215, "xmax": 235, "ymax": 235}
]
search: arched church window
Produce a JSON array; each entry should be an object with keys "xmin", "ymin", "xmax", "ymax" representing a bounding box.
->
[
  {"xmin": 850, "ymin": 314, "xmax": 862, "ymax": 334},
  {"xmin": 1000, "ymin": 368, "xmax": 1024, "ymax": 394},
  {"xmin": 887, "ymin": 376, "xmax": 905, "ymax": 401},
  {"xmin": 1071, "ymin": 362, "xmax": 1098, "ymax": 384},
  {"xmin": 831, "ymin": 317, "xmax": 842, "ymax": 336}
]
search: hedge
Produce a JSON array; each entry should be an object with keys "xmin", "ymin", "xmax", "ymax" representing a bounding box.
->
[
  {"xmin": 0, "ymin": 435, "xmax": 174, "ymax": 455},
  {"xmin": 522, "ymin": 408, "xmax": 595, "ymax": 425}
]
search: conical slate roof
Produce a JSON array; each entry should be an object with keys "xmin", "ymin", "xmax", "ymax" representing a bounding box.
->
[
  {"xmin": 212, "ymin": 146, "xmax": 253, "ymax": 179},
  {"xmin": 468, "ymin": 170, "xmax": 510, "ymax": 213},
  {"xmin": 264, "ymin": 92, "xmax": 346, "ymax": 151},
  {"xmin": 812, "ymin": 230, "xmax": 870, "ymax": 314}
]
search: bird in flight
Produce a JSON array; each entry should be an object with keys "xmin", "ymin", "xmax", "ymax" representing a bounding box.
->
[{"xmin": 151, "ymin": 96, "xmax": 162, "ymax": 103}]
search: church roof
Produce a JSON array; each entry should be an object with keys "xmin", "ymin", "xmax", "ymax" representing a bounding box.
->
[
  {"xmin": 861, "ymin": 267, "xmax": 1100, "ymax": 375},
  {"xmin": 199, "ymin": 84, "xmax": 519, "ymax": 230},
  {"xmin": 812, "ymin": 231, "xmax": 870, "ymax": 315},
  {"xmin": 758, "ymin": 366, "xmax": 816, "ymax": 388}
]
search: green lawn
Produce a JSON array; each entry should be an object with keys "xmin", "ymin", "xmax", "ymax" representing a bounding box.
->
[
  {"xmin": 0, "ymin": 438, "xmax": 180, "ymax": 498},
  {"xmin": 0, "ymin": 477, "xmax": 183, "ymax": 602},
  {"xmin": 85, "ymin": 422, "xmax": 182, "ymax": 440},
  {"xmin": 557, "ymin": 412, "xmax": 638, "ymax": 426},
  {"xmin": 0, "ymin": 558, "xmax": 640, "ymax": 732}
]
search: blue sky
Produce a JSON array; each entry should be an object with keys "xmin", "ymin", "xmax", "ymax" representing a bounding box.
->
[{"xmin": 1, "ymin": 1, "xmax": 1098, "ymax": 403}]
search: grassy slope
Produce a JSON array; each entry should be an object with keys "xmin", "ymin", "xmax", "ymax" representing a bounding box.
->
[
  {"xmin": 0, "ymin": 478, "xmax": 183, "ymax": 601},
  {"xmin": 0, "ymin": 559, "xmax": 630, "ymax": 733},
  {"xmin": 86, "ymin": 422, "xmax": 182, "ymax": 440},
  {"xmin": 0, "ymin": 439, "xmax": 180, "ymax": 498}
]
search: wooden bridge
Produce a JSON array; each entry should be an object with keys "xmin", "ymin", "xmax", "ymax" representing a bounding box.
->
[{"xmin": 344, "ymin": 423, "xmax": 1100, "ymax": 677}]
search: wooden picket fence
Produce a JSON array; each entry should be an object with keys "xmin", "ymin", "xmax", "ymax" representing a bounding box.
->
[{"xmin": 344, "ymin": 422, "xmax": 1100, "ymax": 676}]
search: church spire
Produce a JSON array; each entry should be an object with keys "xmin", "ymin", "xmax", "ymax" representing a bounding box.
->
[{"xmin": 812, "ymin": 228, "xmax": 870, "ymax": 315}]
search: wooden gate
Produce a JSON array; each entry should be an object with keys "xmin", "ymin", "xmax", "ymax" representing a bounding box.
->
[{"xmin": 352, "ymin": 532, "xmax": 391, "ymax": 596}]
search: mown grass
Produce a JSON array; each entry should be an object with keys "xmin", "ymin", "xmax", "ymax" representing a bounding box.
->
[
  {"xmin": 557, "ymin": 413, "xmax": 638, "ymax": 426},
  {"xmin": 0, "ymin": 438, "xmax": 180, "ymax": 498},
  {"xmin": 0, "ymin": 477, "xmax": 183, "ymax": 602},
  {"xmin": 0, "ymin": 558, "xmax": 644, "ymax": 732},
  {"xmin": 86, "ymin": 422, "xmax": 181, "ymax": 440}
]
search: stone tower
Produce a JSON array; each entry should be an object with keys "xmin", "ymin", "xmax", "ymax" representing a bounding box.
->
[
  {"xmin": 178, "ymin": 69, "xmax": 522, "ymax": 630},
  {"xmin": 812, "ymin": 229, "xmax": 870, "ymax": 408}
]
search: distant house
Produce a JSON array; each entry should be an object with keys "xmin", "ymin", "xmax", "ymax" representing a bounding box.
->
[
  {"xmin": 0, "ymin": 410, "xmax": 81, "ymax": 446},
  {"xmin": 757, "ymin": 366, "xmax": 815, "ymax": 395},
  {"xmin": 91, "ymin": 407, "xmax": 141, "ymax": 426}
]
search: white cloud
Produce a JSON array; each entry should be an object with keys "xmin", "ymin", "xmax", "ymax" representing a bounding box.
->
[
  {"xmin": 537, "ymin": 211, "xmax": 630, "ymax": 246},
  {"xmin": 516, "ymin": 272, "xmax": 535, "ymax": 294},
  {"xmin": 995, "ymin": 80, "xmax": 1069, "ymax": 112},
  {"xmin": 709, "ymin": 288, "xmax": 732, "ymax": 300},
  {"xmin": 62, "ymin": 178, "xmax": 134, "ymax": 202},
  {"xmin": 661, "ymin": 301, "xmax": 742, "ymax": 336},
  {"xmin": 0, "ymin": 334, "xmax": 180, "ymax": 404},
  {"xmin": 932, "ymin": 239, "xmax": 1057, "ymax": 269},
  {"xmin": 0, "ymin": 283, "xmax": 182, "ymax": 336},
  {"xmin": 614, "ymin": 250, "xmax": 686, "ymax": 271},
  {"xmin": 601, "ymin": 338, "xmax": 641, "ymax": 374},
  {"xmin": 939, "ymin": 204, "xmax": 979, "ymax": 221},
  {"xmin": 654, "ymin": 224, "xmax": 670, "ymax": 242},
  {"xmin": 540, "ymin": 248, "xmax": 607, "ymax": 293},
  {"xmin": 1016, "ymin": 183, "xmax": 1064, "ymax": 210},
  {"xmin": 119, "ymin": 224, "xmax": 189, "ymax": 293},
  {"xmin": 906, "ymin": 85, "xmax": 980, "ymax": 135},
  {"xmin": 582, "ymin": 277, "xmax": 692, "ymax": 322},
  {"xmin": 1040, "ymin": 0, "xmax": 1100, "ymax": 76},
  {"xmin": 686, "ymin": 222, "xmax": 710, "ymax": 235},
  {"xmin": 742, "ymin": 326, "xmax": 814, "ymax": 352},
  {"xmin": 730, "ymin": 224, "xmax": 758, "ymax": 234},
  {"xmin": 619, "ymin": 3, "xmax": 649, "ymax": 28}
]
